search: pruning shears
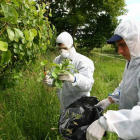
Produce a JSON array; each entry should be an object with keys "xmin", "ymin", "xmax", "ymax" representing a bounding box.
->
[{"xmin": 44, "ymin": 66, "xmax": 46, "ymax": 75}]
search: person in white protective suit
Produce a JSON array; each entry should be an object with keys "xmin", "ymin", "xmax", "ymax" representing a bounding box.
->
[
  {"xmin": 43, "ymin": 31, "xmax": 94, "ymax": 111},
  {"xmin": 86, "ymin": 19, "xmax": 140, "ymax": 140}
]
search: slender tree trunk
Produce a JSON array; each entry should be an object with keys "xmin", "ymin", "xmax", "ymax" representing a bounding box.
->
[{"xmin": 71, "ymin": 0, "xmax": 77, "ymax": 40}]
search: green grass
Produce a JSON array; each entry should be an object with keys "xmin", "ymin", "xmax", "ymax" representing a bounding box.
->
[{"xmin": 0, "ymin": 46, "xmax": 126, "ymax": 140}]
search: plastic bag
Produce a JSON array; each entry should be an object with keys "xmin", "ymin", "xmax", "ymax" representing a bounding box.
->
[{"xmin": 58, "ymin": 96, "xmax": 103, "ymax": 140}]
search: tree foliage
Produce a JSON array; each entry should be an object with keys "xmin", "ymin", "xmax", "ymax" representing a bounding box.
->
[
  {"xmin": 48, "ymin": 0, "xmax": 127, "ymax": 53},
  {"xmin": 0, "ymin": 0, "xmax": 55, "ymax": 88}
]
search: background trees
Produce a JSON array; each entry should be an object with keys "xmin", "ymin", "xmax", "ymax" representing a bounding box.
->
[{"xmin": 48, "ymin": 0, "xmax": 127, "ymax": 53}]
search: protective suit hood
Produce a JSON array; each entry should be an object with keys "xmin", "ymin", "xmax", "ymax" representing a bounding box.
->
[
  {"xmin": 114, "ymin": 19, "xmax": 140, "ymax": 58},
  {"xmin": 56, "ymin": 31, "xmax": 73, "ymax": 49}
]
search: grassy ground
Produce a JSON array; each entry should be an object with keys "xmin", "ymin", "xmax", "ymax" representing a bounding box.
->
[{"xmin": 0, "ymin": 46, "xmax": 126, "ymax": 140}]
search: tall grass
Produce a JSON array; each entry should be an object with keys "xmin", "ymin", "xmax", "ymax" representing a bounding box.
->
[{"xmin": 0, "ymin": 46, "xmax": 126, "ymax": 140}]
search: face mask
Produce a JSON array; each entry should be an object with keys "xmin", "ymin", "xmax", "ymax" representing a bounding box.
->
[{"xmin": 60, "ymin": 49, "xmax": 69, "ymax": 58}]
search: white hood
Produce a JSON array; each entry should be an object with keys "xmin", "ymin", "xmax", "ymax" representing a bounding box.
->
[
  {"xmin": 114, "ymin": 19, "xmax": 140, "ymax": 58},
  {"xmin": 56, "ymin": 31, "xmax": 73, "ymax": 49}
]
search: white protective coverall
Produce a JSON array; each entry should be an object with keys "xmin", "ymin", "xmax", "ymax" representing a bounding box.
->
[
  {"xmin": 104, "ymin": 19, "xmax": 140, "ymax": 140},
  {"xmin": 53, "ymin": 33, "xmax": 94, "ymax": 111}
]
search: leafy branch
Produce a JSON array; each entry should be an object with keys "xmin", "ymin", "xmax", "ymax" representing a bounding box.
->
[
  {"xmin": 38, "ymin": 59, "xmax": 78, "ymax": 89},
  {"xmin": 49, "ymin": 59, "xmax": 78, "ymax": 89}
]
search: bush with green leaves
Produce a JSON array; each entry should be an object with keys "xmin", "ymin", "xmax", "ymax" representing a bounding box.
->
[
  {"xmin": 39, "ymin": 59, "xmax": 78, "ymax": 89},
  {"xmin": 0, "ymin": 0, "xmax": 55, "ymax": 89}
]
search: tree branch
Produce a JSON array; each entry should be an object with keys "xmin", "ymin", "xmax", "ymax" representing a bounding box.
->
[
  {"xmin": 0, "ymin": 22, "xmax": 6, "ymax": 29},
  {"xmin": 0, "ymin": 24, "xmax": 7, "ymax": 35}
]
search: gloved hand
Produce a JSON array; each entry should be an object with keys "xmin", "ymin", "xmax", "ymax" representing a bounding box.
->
[
  {"xmin": 43, "ymin": 75, "xmax": 54, "ymax": 87},
  {"xmin": 86, "ymin": 120, "xmax": 105, "ymax": 140},
  {"xmin": 95, "ymin": 98, "xmax": 111, "ymax": 110},
  {"xmin": 58, "ymin": 73, "xmax": 75, "ymax": 83}
]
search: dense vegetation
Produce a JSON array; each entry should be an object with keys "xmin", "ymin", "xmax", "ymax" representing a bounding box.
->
[
  {"xmin": 0, "ymin": 46, "xmax": 126, "ymax": 139},
  {"xmin": 0, "ymin": 0, "xmax": 128, "ymax": 139},
  {"xmin": 0, "ymin": 0, "xmax": 55, "ymax": 89}
]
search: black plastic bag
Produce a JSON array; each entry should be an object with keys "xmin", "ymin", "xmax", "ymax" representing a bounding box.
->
[{"xmin": 58, "ymin": 96, "xmax": 103, "ymax": 140}]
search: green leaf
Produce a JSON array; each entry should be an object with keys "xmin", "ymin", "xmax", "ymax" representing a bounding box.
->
[
  {"xmin": 42, "ymin": 43, "xmax": 47, "ymax": 50},
  {"xmin": 14, "ymin": 28, "xmax": 24, "ymax": 38},
  {"xmin": 34, "ymin": 11, "xmax": 38, "ymax": 16},
  {"xmin": 52, "ymin": 25, "xmax": 55, "ymax": 30},
  {"xmin": 25, "ymin": 3, "xmax": 30, "ymax": 9},
  {"xmin": 14, "ymin": 31, "xmax": 19, "ymax": 42},
  {"xmin": 33, "ymin": 19, "xmax": 38, "ymax": 26},
  {"xmin": 14, "ymin": 75, "xmax": 20, "ymax": 79},
  {"xmin": 49, "ymin": 9, "xmax": 52, "ymax": 18},
  {"xmin": 53, "ymin": 67, "xmax": 60, "ymax": 74},
  {"xmin": 49, "ymin": 13, "xmax": 52, "ymax": 17},
  {"xmin": 14, "ymin": 48, "xmax": 19, "ymax": 53},
  {"xmin": 59, "ymin": 70, "xmax": 70, "ymax": 74},
  {"xmin": 26, "ymin": 42, "xmax": 32, "ymax": 48},
  {"xmin": 27, "ymin": 50, "xmax": 32, "ymax": 55},
  {"xmin": 22, "ymin": 38, "xmax": 27, "ymax": 44},
  {"xmin": 13, "ymin": 43, "xmax": 18, "ymax": 48},
  {"xmin": 19, "ymin": 44, "xmax": 24, "ymax": 50},
  {"xmin": 29, "ymin": 29, "xmax": 37, "ymax": 41},
  {"xmin": 19, "ymin": 53, "xmax": 24, "ymax": 60},
  {"xmin": 30, "ymin": 1, "xmax": 36, "ymax": 6},
  {"xmin": 24, "ymin": 29, "xmax": 30, "ymax": 41},
  {"xmin": 0, "ymin": 41, "xmax": 8, "ymax": 51},
  {"xmin": 40, "ymin": 60, "xmax": 48, "ymax": 65},
  {"xmin": 39, "ymin": 19, "xmax": 44, "ymax": 26},
  {"xmin": 49, "ymin": 28, "xmax": 52, "ymax": 38},
  {"xmin": 0, "ymin": 38, "xmax": 7, "ymax": 42},
  {"xmin": 47, "ymin": 40, "xmax": 50, "ymax": 45},
  {"xmin": 55, "ymin": 79, "xmax": 62, "ymax": 89},
  {"xmin": 38, "ymin": 31, "xmax": 42, "ymax": 39},
  {"xmin": 52, "ymin": 71, "xmax": 58, "ymax": 79},
  {"xmin": 11, "ymin": 0, "xmax": 19, "ymax": 7},
  {"xmin": 50, "ymin": 63, "xmax": 58, "ymax": 67},
  {"xmin": 1, "ymin": 4, "xmax": 18, "ymax": 23},
  {"xmin": 43, "ymin": 3, "xmax": 46, "ymax": 9},
  {"xmin": 7, "ymin": 27, "xmax": 15, "ymax": 41},
  {"xmin": 1, "ymin": 50, "xmax": 11, "ymax": 64},
  {"xmin": 55, "ymin": 66, "xmax": 61, "ymax": 70}
]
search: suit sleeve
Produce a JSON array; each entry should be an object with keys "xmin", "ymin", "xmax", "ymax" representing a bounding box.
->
[{"xmin": 72, "ymin": 59, "xmax": 94, "ymax": 92}]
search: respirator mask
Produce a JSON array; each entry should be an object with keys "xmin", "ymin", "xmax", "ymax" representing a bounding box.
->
[{"xmin": 60, "ymin": 49, "xmax": 69, "ymax": 58}]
